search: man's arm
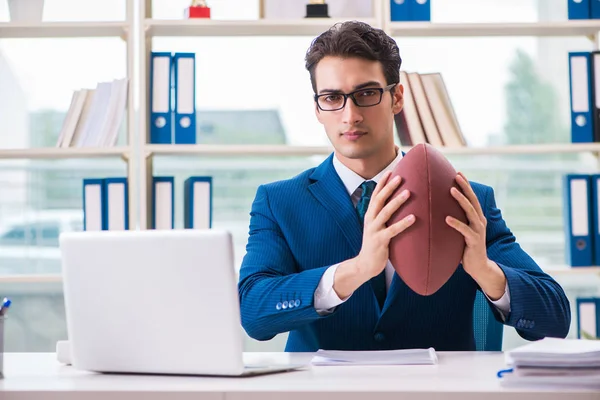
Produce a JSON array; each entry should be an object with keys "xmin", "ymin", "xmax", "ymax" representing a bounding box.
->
[
  {"xmin": 481, "ymin": 185, "xmax": 571, "ymax": 340},
  {"xmin": 237, "ymin": 185, "xmax": 336, "ymax": 341}
]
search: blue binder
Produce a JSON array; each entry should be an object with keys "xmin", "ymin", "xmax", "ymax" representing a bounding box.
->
[
  {"xmin": 563, "ymin": 174, "xmax": 593, "ymax": 267},
  {"xmin": 82, "ymin": 178, "xmax": 106, "ymax": 231},
  {"xmin": 149, "ymin": 52, "xmax": 173, "ymax": 144},
  {"xmin": 152, "ymin": 176, "xmax": 175, "ymax": 229},
  {"xmin": 173, "ymin": 53, "xmax": 197, "ymax": 144},
  {"xmin": 409, "ymin": 0, "xmax": 430, "ymax": 21},
  {"xmin": 591, "ymin": 174, "xmax": 600, "ymax": 266},
  {"xmin": 103, "ymin": 177, "xmax": 129, "ymax": 230},
  {"xmin": 568, "ymin": 0, "xmax": 590, "ymax": 19},
  {"xmin": 390, "ymin": 0, "xmax": 410, "ymax": 21},
  {"xmin": 592, "ymin": 0, "xmax": 600, "ymax": 18},
  {"xmin": 184, "ymin": 176, "xmax": 212, "ymax": 229},
  {"xmin": 576, "ymin": 297, "xmax": 599, "ymax": 339},
  {"xmin": 569, "ymin": 52, "xmax": 594, "ymax": 143}
]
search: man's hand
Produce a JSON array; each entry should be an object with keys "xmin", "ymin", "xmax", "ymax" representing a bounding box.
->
[
  {"xmin": 333, "ymin": 171, "xmax": 415, "ymax": 299},
  {"xmin": 445, "ymin": 172, "xmax": 506, "ymax": 300}
]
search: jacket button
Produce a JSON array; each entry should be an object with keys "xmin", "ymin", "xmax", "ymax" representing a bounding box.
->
[
  {"xmin": 276, "ymin": 302, "xmax": 282, "ymax": 310},
  {"xmin": 295, "ymin": 299, "xmax": 301, "ymax": 307},
  {"xmin": 374, "ymin": 332, "xmax": 385, "ymax": 342},
  {"xmin": 282, "ymin": 301, "xmax": 288, "ymax": 309}
]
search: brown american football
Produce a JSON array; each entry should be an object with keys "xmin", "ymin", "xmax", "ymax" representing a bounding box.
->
[{"xmin": 386, "ymin": 143, "xmax": 468, "ymax": 296}]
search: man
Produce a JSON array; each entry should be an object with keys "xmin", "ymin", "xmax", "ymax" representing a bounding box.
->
[{"xmin": 237, "ymin": 21, "xmax": 571, "ymax": 352}]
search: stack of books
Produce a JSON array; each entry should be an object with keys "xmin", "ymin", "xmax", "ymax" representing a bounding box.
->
[
  {"xmin": 499, "ymin": 337, "xmax": 600, "ymax": 389},
  {"xmin": 55, "ymin": 78, "xmax": 129, "ymax": 148},
  {"xmin": 394, "ymin": 71, "xmax": 467, "ymax": 148}
]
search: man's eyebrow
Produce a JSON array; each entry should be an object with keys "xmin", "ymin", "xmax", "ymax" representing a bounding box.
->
[{"xmin": 318, "ymin": 81, "xmax": 383, "ymax": 94}]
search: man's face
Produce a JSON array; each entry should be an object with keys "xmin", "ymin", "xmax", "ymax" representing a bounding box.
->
[{"xmin": 313, "ymin": 56, "xmax": 403, "ymax": 162}]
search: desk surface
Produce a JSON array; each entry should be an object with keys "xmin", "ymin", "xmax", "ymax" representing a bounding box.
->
[{"xmin": 1, "ymin": 352, "xmax": 599, "ymax": 400}]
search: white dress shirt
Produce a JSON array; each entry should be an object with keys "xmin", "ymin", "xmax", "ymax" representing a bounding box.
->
[{"xmin": 313, "ymin": 149, "xmax": 511, "ymax": 318}]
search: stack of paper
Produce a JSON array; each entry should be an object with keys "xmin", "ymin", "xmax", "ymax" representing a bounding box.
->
[
  {"xmin": 311, "ymin": 348, "xmax": 437, "ymax": 366},
  {"xmin": 500, "ymin": 337, "xmax": 600, "ymax": 388}
]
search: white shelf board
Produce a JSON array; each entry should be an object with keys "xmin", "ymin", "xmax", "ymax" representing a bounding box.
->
[
  {"xmin": 146, "ymin": 18, "xmax": 378, "ymax": 37},
  {"xmin": 0, "ymin": 274, "xmax": 62, "ymax": 284},
  {"xmin": 388, "ymin": 21, "xmax": 600, "ymax": 37},
  {"xmin": 434, "ymin": 142, "xmax": 600, "ymax": 155},
  {"xmin": 146, "ymin": 144, "xmax": 333, "ymax": 156},
  {"xmin": 145, "ymin": 143, "xmax": 600, "ymax": 157},
  {"xmin": 0, "ymin": 146, "xmax": 130, "ymax": 160},
  {"xmin": 545, "ymin": 267, "xmax": 600, "ymax": 275},
  {"xmin": 0, "ymin": 21, "xmax": 129, "ymax": 39}
]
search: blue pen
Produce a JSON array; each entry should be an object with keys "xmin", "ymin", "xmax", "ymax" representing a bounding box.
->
[
  {"xmin": 496, "ymin": 368, "xmax": 513, "ymax": 378},
  {"xmin": 0, "ymin": 298, "xmax": 11, "ymax": 316}
]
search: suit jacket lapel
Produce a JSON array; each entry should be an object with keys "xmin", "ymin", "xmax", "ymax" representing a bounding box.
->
[{"xmin": 308, "ymin": 154, "xmax": 363, "ymax": 255}]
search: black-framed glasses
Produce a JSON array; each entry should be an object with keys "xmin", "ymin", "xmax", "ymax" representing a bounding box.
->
[{"xmin": 314, "ymin": 83, "xmax": 397, "ymax": 111}]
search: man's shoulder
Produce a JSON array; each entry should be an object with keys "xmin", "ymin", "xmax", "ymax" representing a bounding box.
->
[
  {"xmin": 259, "ymin": 167, "xmax": 316, "ymax": 194},
  {"xmin": 469, "ymin": 180, "xmax": 493, "ymax": 196}
]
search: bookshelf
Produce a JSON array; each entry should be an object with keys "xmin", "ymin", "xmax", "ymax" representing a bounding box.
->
[
  {"xmin": 0, "ymin": 0, "xmax": 598, "ymax": 273},
  {"xmin": 0, "ymin": 0, "xmax": 138, "ymax": 229}
]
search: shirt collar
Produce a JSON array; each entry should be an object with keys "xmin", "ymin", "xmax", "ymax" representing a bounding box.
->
[{"xmin": 333, "ymin": 147, "xmax": 403, "ymax": 196}]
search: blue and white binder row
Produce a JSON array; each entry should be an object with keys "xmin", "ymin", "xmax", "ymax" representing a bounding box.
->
[
  {"xmin": 82, "ymin": 177, "xmax": 129, "ymax": 231},
  {"xmin": 576, "ymin": 297, "xmax": 600, "ymax": 339},
  {"xmin": 568, "ymin": 0, "xmax": 600, "ymax": 19},
  {"xmin": 390, "ymin": 0, "xmax": 430, "ymax": 22},
  {"xmin": 569, "ymin": 51, "xmax": 597, "ymax": 143},
  {"xmin": 562, "ymin": 174, "xmax": 600, "ymax": 267},
  {"xmin": 150, "ymin": 52, "xmax": 196, "ymax": 145},
  {"xmin": 151, "ymin": 175, "xmax": 212, "ymax": 229}
]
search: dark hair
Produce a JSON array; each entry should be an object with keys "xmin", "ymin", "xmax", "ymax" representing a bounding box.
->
[{"xmin": 305, "ymin": 21, "xmax": 402, "ymax": 94}]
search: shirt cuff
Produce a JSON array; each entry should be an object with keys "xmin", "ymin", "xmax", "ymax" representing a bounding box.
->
[
  {"xmin": 485, "ymin": 281, "xmax": 511, "ymax": 321},
  {"xmin": 313, "ymin": 264, "xmax": 351, "ymax": 315}
]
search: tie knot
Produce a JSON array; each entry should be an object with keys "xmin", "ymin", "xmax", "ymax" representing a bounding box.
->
[{"xmin": 360, "ymin": 180, "xmax": 376, "ymax": 200}]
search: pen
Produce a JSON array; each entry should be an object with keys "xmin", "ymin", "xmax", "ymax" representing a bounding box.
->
[
  {"xmin": 496, "ymin": 368, "xmax": 513, "ymax": 378},
  {"xmin": 0, "ymin": 298, "xmax": 11, "ymax": 316}
]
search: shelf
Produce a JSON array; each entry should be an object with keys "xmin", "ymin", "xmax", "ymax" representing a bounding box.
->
[
  {"xmin": 388, "ymin": 20, "xmax": 600, "ymax": 37},
  {"xmin": 0, "ymin": 21, "xmax": 129, "ymax": 39},
  {"xmin": 435, "ymin": 143, "xmax": 600, "ymax": 156},
  {"xmin": 145, "ymin": 143, "xmax": 600, "ymax": 157},
  {"xmin": 145, "ymin": 144, "xmax": 333, "ymax": 156},
  {"xmin": 547, "ymin": 267, "xmax": 600, "ymax": 275},
  {"xmin": 0, "ymin": 147, "xmax": 130, "ymax": 160},
  {"xmin": 0, "ymin": 274, "xmax": 62, "ymax": 284},
  {"xmin": 146, "ymin": 18, "xmax": 379, "ymax": 37}
]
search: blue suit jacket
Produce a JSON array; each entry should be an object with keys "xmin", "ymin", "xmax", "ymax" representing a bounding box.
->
[{"xmin": 238, "ymin": 153, "xmax": 571, "ymax": 352}]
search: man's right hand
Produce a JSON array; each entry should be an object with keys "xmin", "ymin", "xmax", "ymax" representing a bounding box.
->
[{"xmin": 333, "ymin": 171, "xmax": 415, "ymax": 299}]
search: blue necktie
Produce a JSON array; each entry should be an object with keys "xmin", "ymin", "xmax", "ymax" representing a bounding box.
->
[{"xmin": 356, "ymin": 181, "xmax": 386, "ymax": 310}]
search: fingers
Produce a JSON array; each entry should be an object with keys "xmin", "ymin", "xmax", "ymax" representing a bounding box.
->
[
  {"xmin": 455, "ymin": 173, "xmax": 485, "ymax": 221},
  {"xmin": 366, "ymin": 174, "xmax": 402, "ymax": 220},
  {"xmin": 375, "ymin": 188, "xmax": 410, "ymax": 227},
  {"xmin": 372, "ymin": 171, "xmax": 393, "ymax": 197},
  {"xmin": 446, "ymin": 216, "xmax": 477, "ymax": 247},
  {"xmin": 450, "ymin": 186, "xmax": 483, "ymax": 231},
  {"xmin": 385, "ymin": 213, "xmax": 416, "ymax": 238}
]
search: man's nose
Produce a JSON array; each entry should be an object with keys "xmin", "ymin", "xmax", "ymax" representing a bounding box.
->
[{"xmin": 341, "ymin": 98, "xmax": 363, "ymax": 125}]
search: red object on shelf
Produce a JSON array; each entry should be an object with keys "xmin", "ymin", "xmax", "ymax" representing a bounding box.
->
[{"xmin": 185, "ymin": 6, "xmax": 211, "ymax": 18}]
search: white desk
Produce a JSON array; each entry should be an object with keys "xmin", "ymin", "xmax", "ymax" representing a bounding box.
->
[{"xmin": 0, "ymin": 352, "xmax": 598, "ymax": 400}]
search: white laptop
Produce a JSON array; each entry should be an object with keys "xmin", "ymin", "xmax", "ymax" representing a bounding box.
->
[{"xmin": 59, "ymin": 229, "xmax": 306, "ymax": 376}]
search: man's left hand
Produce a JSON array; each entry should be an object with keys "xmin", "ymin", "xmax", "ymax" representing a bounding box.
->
[{"xmin": 445, "ymin": 172, "xmax": 506, "ymax": 300}]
